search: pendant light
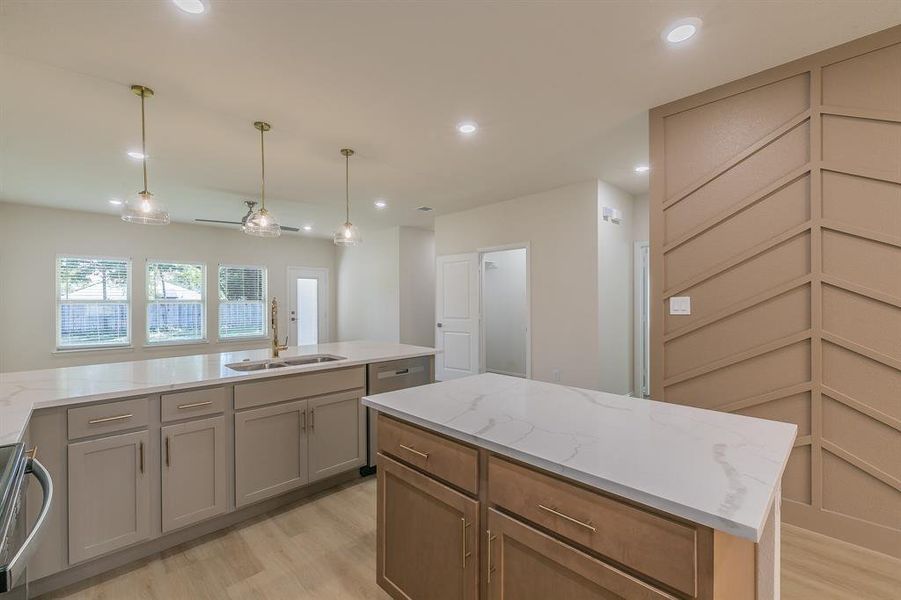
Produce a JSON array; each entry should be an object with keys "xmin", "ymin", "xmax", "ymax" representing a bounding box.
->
[
  {"xmin": 244, "ymin": 121, "xmax": 281, "ymax": 237},
  {"xmin": 121, "ymin": 85, "xmax": 169, "ymax": 225},
  {"xmin": 333, "ymin": 148, "xmax": 362, "ymax": 246}
]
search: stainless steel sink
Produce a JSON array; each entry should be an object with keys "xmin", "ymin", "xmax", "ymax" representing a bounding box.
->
[{"xmin": 225, "ymin": 354, "xmax": 345, "ymax": 372}]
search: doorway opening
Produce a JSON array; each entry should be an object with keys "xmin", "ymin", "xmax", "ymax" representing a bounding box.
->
[
  {"xmin": 480, "ymin": 246, "xmax": 529, "ymax": 378},
  {"xmin": 634, "ymin": 241, "xmax": 650, "ymax": 397},
  {"xmin": 287, "ymin": 267, "xmax": 329, "ymax": 345}
]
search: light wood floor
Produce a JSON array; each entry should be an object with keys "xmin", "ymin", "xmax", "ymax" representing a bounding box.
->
[{"xmin": 40, "ymin": 478, "xmax": 900, "ymax": 600}]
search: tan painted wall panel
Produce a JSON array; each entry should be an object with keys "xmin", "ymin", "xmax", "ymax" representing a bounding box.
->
[
  {"xmin": 822, "ymin": 452, "xmax": 900, "ymax": 531},
  {"xmin": 822, "ymin": 42, "xmax": 901, "ymax": 111},
  {"xmin": 737, "ymin": 392, "xmax": 811, "ymax": 437},
  {"xmin": 663, "ymin": 73, "xmax": 810, "ymax": 198},
  {"xmin": 664, "ymin": 286, "xmax": 811, "ymax": 378},
  {"xmin": 664, "ymin": 176, "xmax": 809, "ymax": 288},
  {"xmin": 822, "ymin": 342, "xmax": 901, "ymax": 420},
  {"xmin": 783, "ymin": 446, "xmax": 811, "ymax": 505},
  {"xmin": 663, "ymin": 233, "xmax": 810, "ymax": 334},
  {"xmin": 822, "ymin": 172, "xmax": 901, "ymax": 239},
  {"xmin": 822, "ymin": 230, "xmax": 901, "ymax": 298},
  {"xmin": 665, "ymin": 341, "xmax": 811, "ymax": 409},
  {"xmin": 822, "ymin": 285, "xmax": 901, "ymax": 359},
  {"xmin": 822, "ymin": 396, "xmax": 900, "ymax": 480},
  {"xmin": 822, "ymin": 115, "xmax": 901, "ymax": 177},
  {"xmin": 664, "ymin": 123, "xmax": 809, "ymax": 243}
]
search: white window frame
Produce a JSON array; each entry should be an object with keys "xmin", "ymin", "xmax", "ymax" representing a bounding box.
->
[
  {"xmin": 217, "ymin": 264, "xmax": 269, "ymax": 342},
  {"xmin": 145, "ymin": 259, "xmax": 208, "ymax": 347},
  {"xmin": 54, "ymin": 254, "xmax": 133, "ymax": 351}
]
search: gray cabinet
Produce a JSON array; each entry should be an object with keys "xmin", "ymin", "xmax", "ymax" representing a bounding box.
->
[
  {"xmin": 234, "ymin": 400, "xmax": 308, "ymax": 507},
  {"xmin": 308, "ymin": 390, "xmax": 366, "ymax": 482},
  {"xmin": 67, "ymin": 430, "xmax": 151, "ymax": 564},
  {"xmin": 161, "ymin": 415, "xmax": 227, "ymax": 532}
]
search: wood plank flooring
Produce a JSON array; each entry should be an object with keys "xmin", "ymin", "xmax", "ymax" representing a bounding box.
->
[{"xmin": 39, "ymin": 478, "xmax": 900, "ymax": 600}]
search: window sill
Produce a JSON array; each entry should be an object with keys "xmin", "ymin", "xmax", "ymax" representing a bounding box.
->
[
  {"xmin": 217, "ymin": 335, "xmax": 270, "ymax": 344},
  {"xmin": 53, "ymin": 345, "xmax": 134, "ymax": 355},
  {"xmin": 143, "ymin": 339, "xmax": 210, "ymax": 348}
]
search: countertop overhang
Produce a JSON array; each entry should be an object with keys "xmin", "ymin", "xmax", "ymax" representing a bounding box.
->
[
  {"xmin": 363, "ymin": 373, "xmax": 796, "ymax": 542},
  {"xmin": 0, "ymin": 341, "xmax": 436, "ymax": 445}
]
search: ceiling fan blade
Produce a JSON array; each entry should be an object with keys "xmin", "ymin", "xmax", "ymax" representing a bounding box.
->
[
  {"xmin": 279, "ymin": 225, "xmax": 300, "ymax": 232},
  {"xmin": 195, "ymin": 219, "xmax": 244, "ymax": 226}
]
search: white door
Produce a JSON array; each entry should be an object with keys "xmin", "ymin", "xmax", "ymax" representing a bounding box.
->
[
  {"xmin": 435, "ymin": 253, "xmax": 480, "ymax": 381},
  {"xmin": 287, "ymin": 267, "xmax": 329, "ymax": 345}
]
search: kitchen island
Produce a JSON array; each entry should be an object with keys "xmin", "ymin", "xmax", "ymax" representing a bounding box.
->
[
  {"xmin": 363, "ymin": 373, "xmax": 796, "ymax": 600},
  {"xmin": 0, "ymin": 341, "xmax": 435, "ymax": 596}
]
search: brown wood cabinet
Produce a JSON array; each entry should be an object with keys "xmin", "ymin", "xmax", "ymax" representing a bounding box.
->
[
  {"xmin": 377, "ymin": 454, "xmax": 479, "ymax": 600},
  {"xmin": 161, "ymin": 415, "xmax": 228, "ymax": 532},
  {"xmin": 67, "ymin": 430, "xmax": 151, "ymax": 564}
]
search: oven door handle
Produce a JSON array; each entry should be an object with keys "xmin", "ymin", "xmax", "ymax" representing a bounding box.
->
[{"xmin": 4, "ymin": 457, "xmax": 53, "ymax": 589}]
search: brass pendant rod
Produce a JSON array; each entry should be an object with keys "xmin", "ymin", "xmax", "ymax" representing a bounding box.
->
[
  {"xmin": 260, "ymin": 125, "xmax": 266, "ymax": 210},
  {"xmin": 345, "ymin": 152, "xmax": 349, "ymax": 223},
  {"xmin": 140, "ymin": 90, "xmax": 148, "ymax": 194}
]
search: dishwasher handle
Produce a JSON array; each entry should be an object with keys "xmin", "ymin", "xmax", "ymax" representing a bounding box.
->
[
  {"xmin": 1, "ymin": 457, "xmax": 53, "ymax": 592},
  {"xmin": 376, "ymin": 365, "xmax": 424, "ymax": 380}
]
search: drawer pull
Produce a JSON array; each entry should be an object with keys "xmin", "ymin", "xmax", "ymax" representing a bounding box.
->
[
  {"xmin": 88, "ymin": 413, "xmax": 133, "ymax": 425},
  {"xmin": 537, "ymin": 504, "xmax": 597, "ymax": 532},
  {"xmin": 461, "ymin": 518, "xmax": 472, "ymax": 569},
  {"xmin": 399, "ymin": 444, "xmax": 429, "ymax": 460},
  {"xmin": 177, "ymin": 400, "xmax": 213, "ymax": 410}
]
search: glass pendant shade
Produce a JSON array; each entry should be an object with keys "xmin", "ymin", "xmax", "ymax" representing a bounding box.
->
[
  {"xmin": 244, "ymin": 207, "xmax": 281, "ymax": 238},
  {"xmin": 121, "ymin": 191, "xmax": 169, "ymax": 225},
  {"xmin": 333, "ymin": 221, "xmax": 362, "ymax": 246}
]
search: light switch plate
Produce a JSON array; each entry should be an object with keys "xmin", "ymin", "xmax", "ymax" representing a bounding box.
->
[{"xmin": 669, "ymin": 296, "xmax": 691, "ymax": 315}]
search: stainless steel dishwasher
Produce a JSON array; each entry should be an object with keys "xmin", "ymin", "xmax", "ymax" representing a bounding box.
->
[{"xmin": 361, "ymin": 355, "xmax": 434, "ymax": 475}]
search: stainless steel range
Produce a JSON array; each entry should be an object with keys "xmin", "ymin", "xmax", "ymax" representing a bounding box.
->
[{"xmin": 0, "ymin": 444, "xmax": 53, "ymax": 599}]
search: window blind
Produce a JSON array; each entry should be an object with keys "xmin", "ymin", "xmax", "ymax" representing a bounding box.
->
[
  {"xmin": 57, "ymin": 256, "xmax": 131, "ymax": 348},
  {"xmin": 147, "ymin": 261, "xmax": 205, "ymax": 343},
  {"xmin": 218, "ymin": 265, "xmax": 267, "ymax": 339}
]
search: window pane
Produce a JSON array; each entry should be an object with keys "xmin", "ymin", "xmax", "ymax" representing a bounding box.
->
[
  {"xmin": 218, "ymin": 266, "xmax": 267, "ymax": 338},
  {"xmin": 296, "ymin": 278, "xmax": 318, "ymax": 345},
  {"xmin": 57, "ymin": 257, "xmax": 130, "ymax": 348},
  {"xmin": 146, "ymin": 261, "xmax": 205, "ymax": 343},
  {"xmin": 148, "ymin": 302, "xmax": 204, "ymax": 342},
  {"xmin": 147, "ymin": 262, "xmax": 203, "ymax": 301}
]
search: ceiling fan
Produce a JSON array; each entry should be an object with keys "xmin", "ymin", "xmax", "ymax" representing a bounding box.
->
[{"xmin": 195, "ymin": 200, "xmax": 300, "ymax": 232}]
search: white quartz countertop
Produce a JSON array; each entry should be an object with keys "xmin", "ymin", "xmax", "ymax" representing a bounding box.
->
[
  {"xmin": 362, "ymin": 373, "xmax": 796, "ymax": 541},
  {"xmin": 0, "ymin": 341, "xmax": 435, "ymax": 445}
]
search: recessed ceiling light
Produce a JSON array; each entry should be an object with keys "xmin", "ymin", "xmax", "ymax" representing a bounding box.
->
[
  {"xmin": 109, "ymin": 199, "xmax": 123, "ymax": 205},
  {"xmin": 173, "ymin": 0, "xmax": 207, "ymax": 14},
  {"xmin": 302, "ymin": 225, "xmax": 313, "ymax": 232},
  {"xmin": 456, "ymin": 121, "xmax": 478, "ymax": 135},
  {"xmin": 663, "ymin": 18, "xmax": 702, "ymax": 44},
  {"xmin": 374, "ymin": 200, "xmax": 387, "ymax": 209},
  {"xmin": 634, "ymin": 165, "xmax": 650, "ymax": 173},
  {"xmin": 127, "ymin": 151, "xmax": 146, "ymax": 160}
]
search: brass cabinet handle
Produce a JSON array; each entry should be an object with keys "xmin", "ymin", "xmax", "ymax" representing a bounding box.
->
[
  {"xmin": 311, "ymin": 408, "xmax": 315, "ymax": 431},
  {"xmin": 487, "ymin": 530, "xmax": 497, "ymax": 583},
  {"xmin": 165, "ymin": 436, "xmax": 171, "ymax": 467},
  {"xmin": 139, "ymin": 441, "xmax": 144, "ymax": 474},
  {"xmin": 177, "ymin": 400, "xmax": 212, "ymax": 410},
  {"xmin": 537, "ymin": 504, "xmax": 597, "ymax": 532},
  {"xmin": 88, "ymin": 413, "xmax": 133, "ymax": 425},
  {"xmin": 301, "ymin": 411, "xmax": 306, "ymax": 432},
  {"xmin": 460, "ymin": 518, "xmax": 472, "ymax": 569},
  {"xmin": 399, "ymin": 444, "xmax": 429, "ymax": 460}
]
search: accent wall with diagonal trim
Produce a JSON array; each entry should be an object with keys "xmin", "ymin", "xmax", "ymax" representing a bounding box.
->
[{"xmin": 650, "ymin": 25, "xmax": 900, "ymax": 557}]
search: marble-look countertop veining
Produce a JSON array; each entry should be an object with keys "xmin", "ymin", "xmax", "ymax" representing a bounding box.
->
[
  {"xmin": 0, "ymin": 341, "xmax": 435, "ymax": 445},
  {"xmin": 363, "ymin": 373, "xmax": 796, "ymax": 541}
]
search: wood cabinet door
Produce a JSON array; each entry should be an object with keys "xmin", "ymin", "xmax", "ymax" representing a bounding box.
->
[
  {"xmin": 161, "ymin": 415, "xmax": 227, "ymax": 532},
  {"xmin": 486, "ymin": 509, "xmax": 675, "ymax": 600},
  {"xmin": 234, "ymin": 400, "xmax": 308, "ymax": 507},
  {"xmin": 308, "ymin": 390, "xmax": 365, "ymax": 482},
  {"xmin": 67, "ymin": 430, "xmax": 151, "ymax": 564},
  {"xmin": 377, "ymin": 454, "xmax": 478, "ymax": 600}
]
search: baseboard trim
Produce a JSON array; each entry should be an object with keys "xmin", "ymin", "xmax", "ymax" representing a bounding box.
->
[{"xmin": 31, "ymin": 469, "xmax": 361, "ymax": 598}]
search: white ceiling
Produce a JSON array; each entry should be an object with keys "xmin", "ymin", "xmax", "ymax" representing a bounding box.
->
[{"xmin": 1, "ymin": 1, "xmax": 899, "ymax": 237}]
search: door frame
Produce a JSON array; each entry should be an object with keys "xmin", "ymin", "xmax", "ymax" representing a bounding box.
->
[
  {"xmin": 633, "ymin": 241, "xmax": 650, "ymax": 398},
  {"xmin": 478, "ymin": 242, "xmax": 531, "ymax": 379},
  {"xmin": 286, "ymin": 266, "xmax": 330, "ymax": 345}
]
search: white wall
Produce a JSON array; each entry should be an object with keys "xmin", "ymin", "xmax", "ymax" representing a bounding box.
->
[
  {"xmin": 435, "ymin": 180, "xmax": 600, "ymax": 390},
  {"xmin": 483, "ymin": 248, "xmax": 527, "ymax": 377},
  {"xmin": 398, "ymin": 227, "xmax": 436, "ymax": 347},
  {"xmin": 0, "ymin": 202, "xmax": 337, "ymax": 372},
  {"xmin": 336, "ymin": 225, "xmax": 435, "ymax": 346},
  {"xmin": 597, "ymin": 181, "xmax": 637, "ymax": 395},
  {"xmin": 633, "ymin": 193, "xmax": 649, "ymax": 243}
]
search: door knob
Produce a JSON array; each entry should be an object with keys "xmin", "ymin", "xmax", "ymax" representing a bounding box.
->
[{"xmin": 437, "ymin": 323, "xmax": 443, "ymax": 328}]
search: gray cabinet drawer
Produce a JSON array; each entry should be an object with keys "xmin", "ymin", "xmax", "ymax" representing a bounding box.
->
[
  {"xmin": 67, "ymin": 397, "xmax": 150, "ymax": 440},
  {"xmin": 234, "ymin": 366, "xmax": 364, "ymax": 410},
  {"xmin": 161, "ymin": 387, "xmax": 227, "ymax": 422}
]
